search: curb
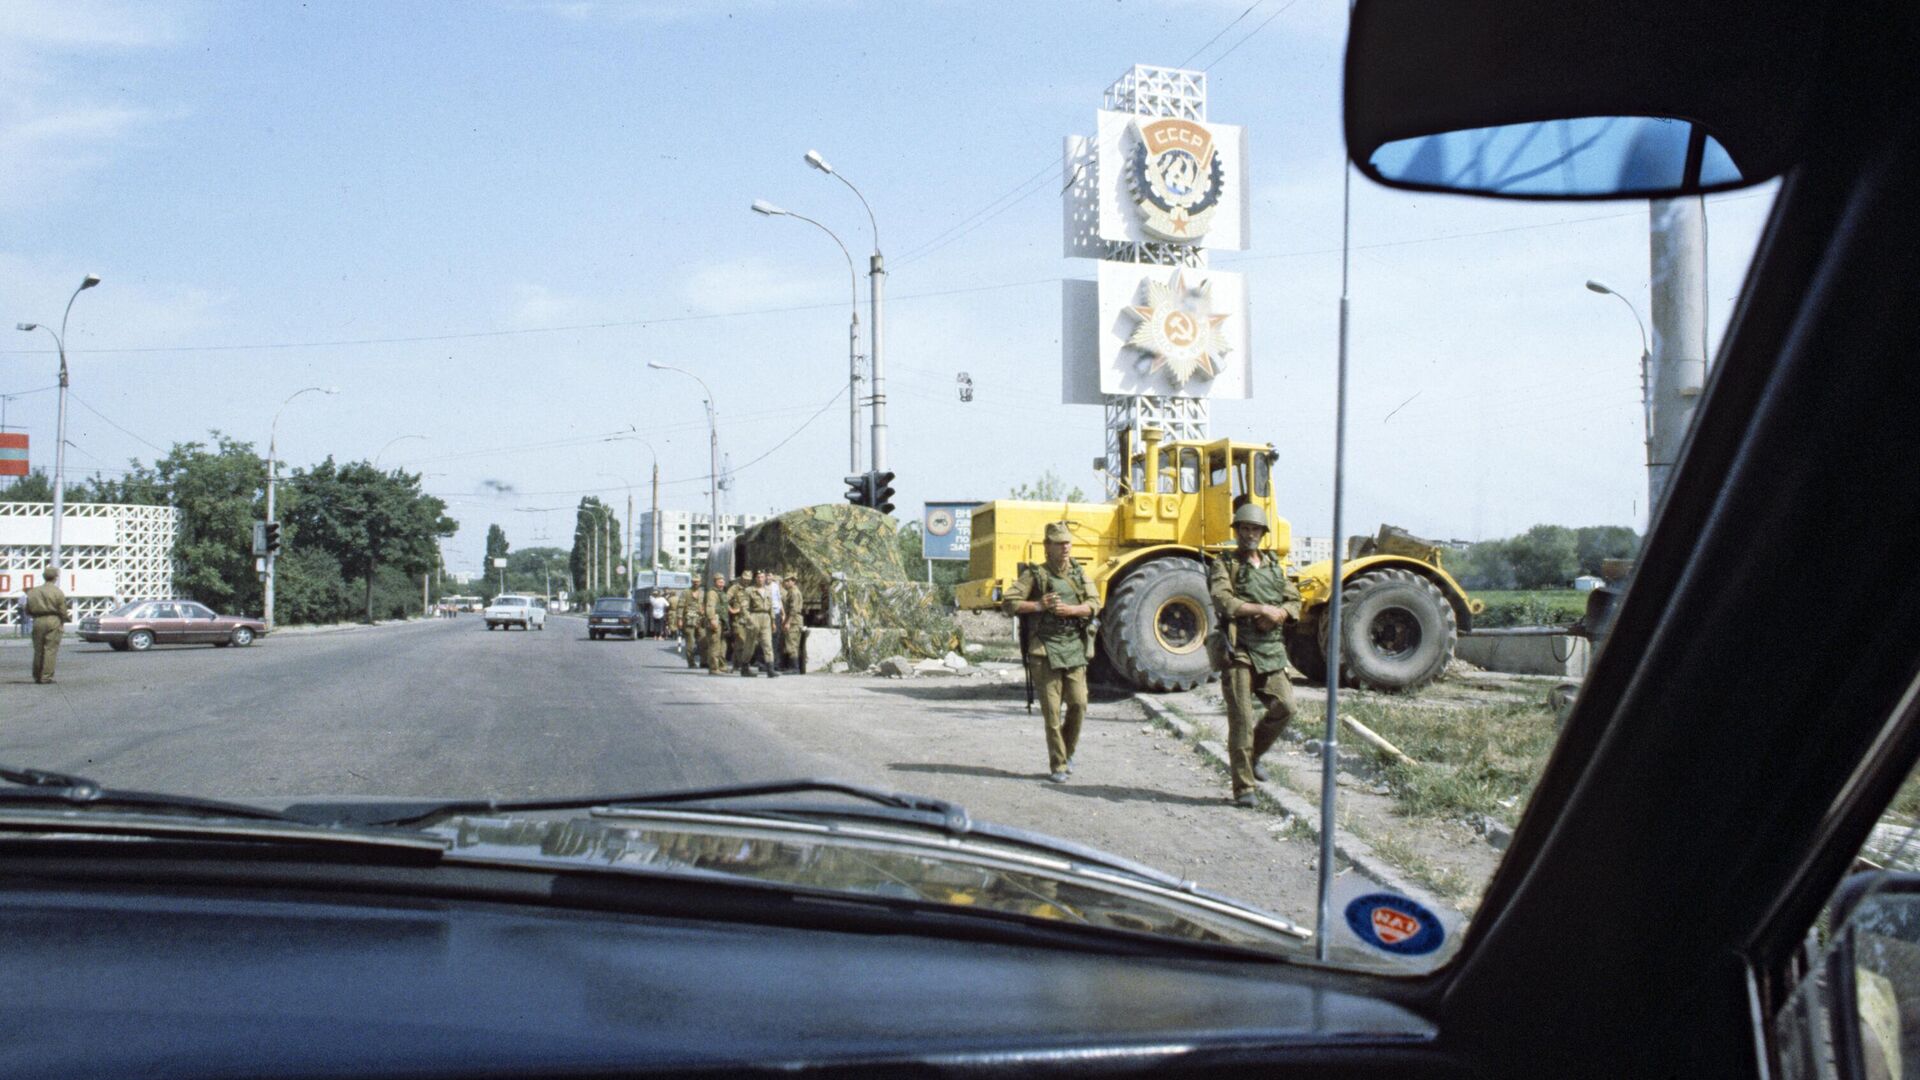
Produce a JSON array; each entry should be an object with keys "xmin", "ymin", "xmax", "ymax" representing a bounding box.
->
[{"xmin": 1131, "ymin": 693, "xmax": 1452, "ymax": 917}]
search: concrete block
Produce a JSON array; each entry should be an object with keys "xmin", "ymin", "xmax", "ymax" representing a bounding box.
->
[
  {"xmin": 1456, "ymin": 628, "xmax": 1589, "ymax": 677},
  {"xmin": 803, "ymin": 628, "xmax": 843, "ymax": 673}
]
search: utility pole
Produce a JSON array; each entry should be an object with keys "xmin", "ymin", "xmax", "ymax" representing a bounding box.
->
[
  {"xmin": 1647, "ymin": 197, "xmax": 1710, "ymax": 515},
  {"xmin": 626, "ymin": 492, "xmax": 635, "ymax": 590},
  {"xmin": 650, "ymin": 459, "xmax": 660, "ymax": 576}
]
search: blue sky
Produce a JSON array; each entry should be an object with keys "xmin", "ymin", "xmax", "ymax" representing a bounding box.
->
[{"xmin": 0, "ymin": 0, "xmax": 1777, "ymax": 572}]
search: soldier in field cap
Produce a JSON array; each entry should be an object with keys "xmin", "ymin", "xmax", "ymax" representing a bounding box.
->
[{"xmin": 1002, "ymin": 521, "xmax": 1099, "ymax": 783}]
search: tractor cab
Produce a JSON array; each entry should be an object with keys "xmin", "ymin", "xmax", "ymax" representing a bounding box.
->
[{"xmin": 1112, "ymin": 429, "xmax": 1290, "ymax": 557}]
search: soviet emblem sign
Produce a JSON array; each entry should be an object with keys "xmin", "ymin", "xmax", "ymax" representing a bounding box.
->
[{"xmin": 1127, "ymin": 118, "xmax": 1225, "ymax": 242}]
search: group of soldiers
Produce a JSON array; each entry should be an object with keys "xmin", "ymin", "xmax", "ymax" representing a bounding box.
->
[
  {"xmin": 659, "ymin": 569, "xmax": 805, "ymax": 677},
  {"xmin": 1005, "ymin": 504, "xmax": 1299, "ymax": 807}
]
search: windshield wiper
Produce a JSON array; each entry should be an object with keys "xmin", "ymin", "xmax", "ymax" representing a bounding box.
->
[
  {"xmin": 1, "ymin": 763, "xmax": 301, "ymax": 823},
  {"xmin": 306, "ymin": 779, "xmax": 972, "ymax": 833}
]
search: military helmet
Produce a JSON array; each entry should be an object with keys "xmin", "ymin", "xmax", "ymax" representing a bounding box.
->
[
  {"xmin": 1232, "ymin": 503, "xmax": 1271, "ymax": 532},
  {"xmin": 1043, "ymin": 521, "xmax": 1073, "ymax": 543}
]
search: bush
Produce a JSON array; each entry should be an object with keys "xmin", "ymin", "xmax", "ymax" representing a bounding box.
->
[{"xmin": 1472, "ymin": 590, "xmax": 1589, "ymax": 629}]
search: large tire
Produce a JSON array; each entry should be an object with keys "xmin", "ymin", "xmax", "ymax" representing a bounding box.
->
[
  {"xmin": 1100, "ymin": 558, "xmax": 1215, "ymax": 693},
  {"xmin": 1335, "ymin": 568, "xmax": 1456, "ymax": 692},
  {"xmin": 1285, "ymin": 613, "xmax": 1329, "ymax": 684}
]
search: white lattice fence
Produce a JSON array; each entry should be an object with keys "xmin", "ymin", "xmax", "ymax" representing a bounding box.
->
[{"xmin": 1, "ymin": 502, "xmax": 181, "ymax": 626}]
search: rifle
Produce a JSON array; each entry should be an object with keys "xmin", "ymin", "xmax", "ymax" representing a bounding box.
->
[{"xmin": 1015, "ymin": 564, "xmax": 1035, "ymax": 714}]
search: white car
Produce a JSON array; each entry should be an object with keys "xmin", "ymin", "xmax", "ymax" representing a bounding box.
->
[{"xmin": 483, "ymin": 595, "xmax": 546, "ymax": 631}]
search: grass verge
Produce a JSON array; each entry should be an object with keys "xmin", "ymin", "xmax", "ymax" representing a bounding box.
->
[{"xmin": 1342, "ymin": 696, "xmax": 1559, "ymax": 828}]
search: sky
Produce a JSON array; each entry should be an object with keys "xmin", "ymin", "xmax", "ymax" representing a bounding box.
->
[{"xmin": 0, "ymin": 0, "xmax": 1778, "ymax": 574}]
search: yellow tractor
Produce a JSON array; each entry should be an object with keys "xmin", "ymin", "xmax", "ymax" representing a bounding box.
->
[{"xmin": 954, "ymin": 428, "xmax": 1481, "ymax": 692}]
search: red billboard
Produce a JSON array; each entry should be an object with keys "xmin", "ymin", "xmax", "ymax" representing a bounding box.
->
[{"xmin": 0, "ymin": 432, "xmax": 26, "ymax": 477}]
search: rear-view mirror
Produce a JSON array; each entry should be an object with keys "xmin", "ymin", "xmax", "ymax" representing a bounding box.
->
[{"xmin": 1344, "ymin": 0, "xmax": 1823, "ymax": 200}]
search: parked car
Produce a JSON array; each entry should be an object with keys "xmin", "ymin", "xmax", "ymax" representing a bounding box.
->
[
  {"xmin": 482, "ymin": 595, "xmax": 545, "ymax": 631},
  {"xmin": 587, "ymin": 596, "xmax": 642, "ymax": 640},
  {"xmin": 78, "ymin": 600, "xmax": 267, "ymax": 651}
]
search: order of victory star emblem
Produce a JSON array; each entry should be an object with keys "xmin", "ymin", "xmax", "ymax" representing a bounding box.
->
[
  {"xmin": 1125, "ymin": 270, "xmax": 1232, "ymax": 387},
  {"xmin": 1127, "ymin": 118, "xmax": 1225, "ymax": 242}
]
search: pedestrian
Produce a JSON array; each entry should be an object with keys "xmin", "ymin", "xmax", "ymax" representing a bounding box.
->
[
  {"xmin": 701, "ymin": 574, "xmax": 730, "ymax": 674},
  {"xmin": 780, "ymin": 572, "xmax": 804, "ymax": 673},
  {"xmin": 1208, "ymin": 503, "xmax": 1302, "ymax": 807},
  {"xmin": 1002, "ymin": 522, "xmax": 1099, "ymax": 782},
  {"xmin": 725, "ymin": 574, "xmax": 755, "ymax": 674},
  {"xmin": 649, "ymin": 591, "xmax": 668, "ymax": 638},
  {"xmin": 24, "ymin": 565, "xmax": 70, "ymax": 685},
  {"xmin": 682, "ymin": 589, "xmax": 703, "ymax": 669}
]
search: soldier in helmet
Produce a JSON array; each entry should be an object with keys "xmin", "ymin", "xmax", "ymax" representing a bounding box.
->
[
  {"xmin": 1002, "ymin": 521, "xmax": 1100, "ymax": 782},
  {"xmin": 1208, "ymin": 503, "xmax": 1302, "ymax": 807}
]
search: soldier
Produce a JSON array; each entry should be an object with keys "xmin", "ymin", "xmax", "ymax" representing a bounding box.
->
[
  {"xmin": 1208, "ymin": 503, "xmax": 1302, "ymax": 807},
  {"xmin": 682, "ymin": 588, "xmax": 703, "ymax": 669},
  {"xmin": 780, "ymin": 572, "xmax": 804, "ymax": 673},
  {"xmin": 1002, "ymin": 522, "xmax": 1099, "ymax": 782},
  {"xmin": 24, "ymin": 565, "xmax": 70, "ymax": 685},
  {"xmin": 745, "ymin": 570, "xmax": 779, "ymax": 678},
  {"xmin": 701, "ymin": 574, "xmax": 731, "ymax": 674},
  {"xmin": 725, "ymin": 574, "xmax": 756, "ymax": 674}
]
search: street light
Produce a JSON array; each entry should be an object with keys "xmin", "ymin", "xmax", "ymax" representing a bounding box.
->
[
  {"xmin": 596, "ymin": 472, "xmax": 631, "ymax": 593},
  {"xmin": 374, "ymin": 433, "xmax": 427, "ymax": 469},
  {"xmin": 265, "ymin": 385, "xmax": 339, "ymax": 630},
  {"xmin": 14, "ymin": 273, "xmax": 101, "ymax": 570},
  {"xmin": 647, "ymin": 362, "xmax": 720, "ymax": 600},
  {"xmin": 804, "ymin": 150, "xmax": 889, "ymax": 477},
  {"xmin": 604, "ymin": 434, "xmax": 663, "ymax": 581},
  {"xmin": 1586, "ymin": 279, "xmax": 1655, "ymax": 510},
  {"xmin": 752, "ymin": 198, "xmax": 864, "ymax": 474}
]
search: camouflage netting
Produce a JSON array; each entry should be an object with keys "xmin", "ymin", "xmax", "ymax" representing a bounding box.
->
[{"xmin": 735, "ymin": 504, "xmax": 960, "ymax": 666}]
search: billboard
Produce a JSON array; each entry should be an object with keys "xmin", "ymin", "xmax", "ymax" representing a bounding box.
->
[
  {"xmin": 921, "ymin": 502, "xmax": 980, "ymax": 562},
  {"xmin": 1, "ymin": 567, "xmax": 119, "ymax": 598},
  {"xmin": 1064, "ymin": 261, "xmax": 1251, "ymax": 401},
  {"xmin": 1093, "ymin": 110, "xmax": 1248, "ymax": 251},
  {"xmin": 0, "ymin": 432, "xmax": 25, "ymax": 477},
  {"xmin": 0, "ymin": 512, "xmax": 118, "ymax": 547}
]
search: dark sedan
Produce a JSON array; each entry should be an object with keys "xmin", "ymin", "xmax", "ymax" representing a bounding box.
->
[
  {"xmin": 79, "ymin": 600, "xmax": 267, "ymax": 651},
  {"xmin": 587, "ymin": 597, "xmax": 641, "ymax": 640}
]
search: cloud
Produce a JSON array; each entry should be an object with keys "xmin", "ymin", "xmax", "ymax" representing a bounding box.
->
[
  {"xmin": 675, "ymin": 256, "xmax": 841, "ymax": 316},
  {"xmin": 0, "ymin": 2, "xmax": 187, "ymax": 209}
]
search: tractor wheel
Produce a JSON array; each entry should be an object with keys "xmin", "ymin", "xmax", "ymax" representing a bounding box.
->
[
  {"xmin": 1335, "ymin": 568, "xmax": 1456, "ymax": 692},
  {"xmin": 1100, "ymin": 558, "xmax": 1215, "ymax": 692},
  {"xmin": 1284, "ymin": 613, "xmax": 1329, "ymax": 684}
]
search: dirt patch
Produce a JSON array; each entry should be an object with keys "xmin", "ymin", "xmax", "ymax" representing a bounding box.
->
[{"xmin": 1156, "ymin": 669, "xmax": 1562, "ymax": 916}]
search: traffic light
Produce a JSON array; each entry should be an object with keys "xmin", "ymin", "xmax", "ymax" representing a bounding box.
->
[
  {"xmin": 870, "ymin": 470, "xmax": 896, "ymax": 516},
  {"xmin": 844, "ymin": 473, "xmax": 872, "ymax": 509},
  {"xmin": 264, "ymin": 521, "xmax": 282, "ymax": 554}
]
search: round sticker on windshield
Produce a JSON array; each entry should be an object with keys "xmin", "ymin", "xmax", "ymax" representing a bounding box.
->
[{"xmin": 1343, "ymin": 892, "xmax": 1445, "ymax": 956}]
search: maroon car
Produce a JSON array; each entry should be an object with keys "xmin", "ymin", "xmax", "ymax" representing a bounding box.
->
[{"xmin": 79, "ymin": 600, "xmax": 267, "ymax": 652}]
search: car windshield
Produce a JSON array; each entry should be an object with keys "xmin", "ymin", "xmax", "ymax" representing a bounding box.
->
[{"xmin": 0, "ymin": 2, "xmax": 1782, "ymax": 976}]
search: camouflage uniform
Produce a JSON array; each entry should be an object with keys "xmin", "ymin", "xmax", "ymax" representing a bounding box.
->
[
  {"xmin": 745, "ymin": 574, "xmax": 778, "ymax": 677},
  {"xmin": 725, "ymin": 578, "xmax": 755, "ymax": 672},
  {"xmin": 1209, "ymin": 526, "xmax": 1302, "ymax": 800},
  {"xmin": 700, "ymin": 580, "xmax": 730, "ymax": 673},
  {"xmin": 780, "ymin": 575, "xmax": 804, "ymax": 672},
  {"xmin": 1002, "ymin": 523, "xmax": 1099, "ymax": 777}
]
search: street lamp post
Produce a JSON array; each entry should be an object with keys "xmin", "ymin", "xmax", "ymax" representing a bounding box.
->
[
  {"xmin": 647, "ymin": 362, "xmax": 719, "ymax": 601},
  {"xmin": 605, "ymin": 435, "xmax": 663, "ymax": 580},
  {"xmin": 14, "ymin": 273, "xmax": 101, "ymax": 572},
  {"xmin": 1586, "ymin": 280, "xmax": 1655, "ymax": 514},
  {"xmin": 264, "ymin": 386, "xmax": 339, "ymax": 630},
  {"xmin": 804, "ymin": 151, "xmax": 887, "ymax": 474},
  {"xmin": 752, "ymin": 199, "xmax": 862, "ymax": 473},
  {"xmin": 374, "ymin": 433, "xmax": 427, "ymax": 470},
  {"xmin": 597, "ymin": 473, "xmax": 632, "ymax": 594}
]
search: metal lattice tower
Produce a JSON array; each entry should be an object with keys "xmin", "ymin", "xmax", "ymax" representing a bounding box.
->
[
  {"xmin": 1, "ymin": 501, "xmax": 181, "ymax": 626},
  {"xmin": 1096, "ymin": 65, "xmax": 1211, "ymax": 497}
]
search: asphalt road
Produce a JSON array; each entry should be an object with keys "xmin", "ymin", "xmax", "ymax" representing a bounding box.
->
[{"xmin": 0, "ymin": 616, "xmax": 857, "ymax": 800}]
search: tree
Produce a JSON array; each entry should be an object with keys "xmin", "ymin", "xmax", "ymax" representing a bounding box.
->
[
  {"xmin": 0, "ymin": 467, "xmax": 91, "ymax": 504},
  {"xmin": 134, "ymin": 435, "xmax": 269, "ymax": 615},
  {"xmin": 284, "ymin": 457, "xmax": 456, "ymax": 623},
  {"xmin": 507, "ymin": 545, "xmax": 567, "ymax": 594},
  {"xmin": 1009, "ymin": 469, "xmax": 1086, "ymax": 504},
  {"xmin": 483, "ymin": 524, "xmax": 510, "ymax": 587},
  {"xmin": 1504, "ymin": 524, "xmax": 1580, "ymax": 590},
  {"xmin": 1453, "ymin": 540, "xmax": 1517, "ymax": 591},
  {"xmin": 569, "ymin": 497, "xmax": 622, "ymax": 596},
  {"xmin": 1574, "ymin": 525, "xmax": 1640, "ymax": 577}
]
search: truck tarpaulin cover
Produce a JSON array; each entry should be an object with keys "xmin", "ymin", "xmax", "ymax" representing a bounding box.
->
[{"xmin": 735, "ymin": 504, "xmax": 959, "ymax": 667}]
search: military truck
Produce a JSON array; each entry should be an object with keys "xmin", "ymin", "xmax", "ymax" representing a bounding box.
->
[{"xmin": 953, "ymin": 428, "xmax": 1480, "ymax": 692}]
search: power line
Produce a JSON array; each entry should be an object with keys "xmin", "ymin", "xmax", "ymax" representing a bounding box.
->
[
  {"xmin": 68, "ymin": 392, "xmax": 170, "ymax": 454},
  {"xmin": 1179, "ymin": 0, "xmax": 1263, "ymax": 67},
  {"xmin": 1203, "ymin": 0, "xmax": 1301, "ymax": 71}
]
